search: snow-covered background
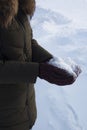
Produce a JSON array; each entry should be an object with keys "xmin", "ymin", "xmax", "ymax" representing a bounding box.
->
[{"xmin": 30, "ymin": 0, "xmax": 87, "ymax": 130}]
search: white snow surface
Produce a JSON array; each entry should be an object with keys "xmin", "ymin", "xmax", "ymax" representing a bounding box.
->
[{"xmin": 30, "ymin": 5, "xmax": 87, "ymax": 130}]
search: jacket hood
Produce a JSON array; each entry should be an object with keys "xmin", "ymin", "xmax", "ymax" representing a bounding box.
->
[{"xmin": 0, "ymin": 0, "xmax": 36, "ymax": 28}]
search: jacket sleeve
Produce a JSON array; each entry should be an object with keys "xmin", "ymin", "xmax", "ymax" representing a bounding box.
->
[
  {"xmin": 0, "ymin": 61, "xmax": 39, "ymax": 84},
  {"xmin": 32, "ymin": 39, "xmax": 53, "ymax": 63}
]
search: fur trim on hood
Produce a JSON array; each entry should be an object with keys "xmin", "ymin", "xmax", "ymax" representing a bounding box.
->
[
  {"xmin": 0, "ymin": 0, "xmax": 18, "ymax": 28},
  {"xmin": 19, "ymin": 0, "xmax": 36, "ymax": 18},
  {"xmin": 0, "ymin": 0, "xmax": 36, "ymax": 28}
]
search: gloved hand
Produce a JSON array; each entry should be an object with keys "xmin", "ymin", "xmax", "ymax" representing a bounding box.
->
[
  {"xmin": 38, "ymin": 62, "xmax": 77, "ymax": 86},
  {"xmin": 48, "ymin": 57, "xmax": 82, "ymax": 77},
  {"xmin": 38, "ymin": 56, "xmax": 82, "ymax": 86}
]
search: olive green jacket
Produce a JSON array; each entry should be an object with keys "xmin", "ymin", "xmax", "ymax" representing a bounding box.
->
[{"xmin": 0, "ymin": 10, "xmax": 52, "ymax": 130}]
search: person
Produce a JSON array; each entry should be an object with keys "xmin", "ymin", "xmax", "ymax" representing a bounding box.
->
[{"xmin": 0, "ymin": 0, "xmax": 81, "ymax": 130}]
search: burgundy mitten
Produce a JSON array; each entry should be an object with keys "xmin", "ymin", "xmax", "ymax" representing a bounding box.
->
[{"xmin": 38, "ymin": 63, "xmax": 77, "ymax": 86}]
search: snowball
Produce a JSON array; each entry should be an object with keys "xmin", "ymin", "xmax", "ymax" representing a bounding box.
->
[{"xmin": 47, "ymin": 57, "xmax": 82, "ymax": 77}]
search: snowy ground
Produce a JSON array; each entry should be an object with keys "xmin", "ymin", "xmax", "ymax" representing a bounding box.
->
[{"xmin": 30, "ymin": 2, "xmax": 87, "ymax": 130}]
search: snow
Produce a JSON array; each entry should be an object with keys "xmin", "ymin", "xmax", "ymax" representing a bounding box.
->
[
  {"xmin": 33, "ymin": 79, "xmax": 83, "ymax": 130},
  {"xmin": 47, "ymin": 56, "xmax": 81, "ymax": 77},
  {"xmin": 30, "ymin": 3, "xmax": 87, "ymax": 130}
]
